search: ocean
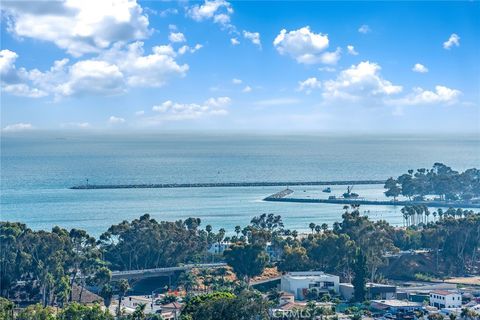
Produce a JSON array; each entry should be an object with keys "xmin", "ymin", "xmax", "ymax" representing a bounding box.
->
[{"xmin": 1, "ymin": 132, "xmax": 479, "ymax": 237}]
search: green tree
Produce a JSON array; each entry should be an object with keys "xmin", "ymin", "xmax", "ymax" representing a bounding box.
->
[
  {"xmin": 100, "ymin": 284, "xmax": 113, "ymax": 308},
  {"xmin": 182, "ymin": 290, "xmax": 268, "ymax": 320},
  {"xmin": 384, "ymin": 177, "xmax": 401, "ymax": 201},
  {"xmin": 99, "ymin": 214, "xmax": 208, "ymax": 270},
  {"xmin": 58, "ymin": 303, "xmax": 114, "ymax": 320},
  {"xmin": 277, "ymin": 246, "xmax": 310, "ymax": 272},
  {"xmin": 130, "ymin": 303, "xmax": 146, "ymax": 320},
  {"xmin": 224, "ymin": 243, "xmax": 268, "ymax": 286},
  {"xmin": 54, "ymin": 276, "xmax": 71, "ymax": 307},
  {"xmin": 116, "ymin": 279, "xmax": 129, "ymax": 317},
  {"xmin": 16, "ymin": 304, "xmax": 56, "ymax": 320},
  {"xmin": 0, "ymin": 298, "xmax": 14, "ymax": 320},
  {"xmin": 352, "ymin": 250, "xmax": 367, "ymax": 302},
  {"xmin": 178, "ymin": 271, "xmax": 197, "ymax": 293}
]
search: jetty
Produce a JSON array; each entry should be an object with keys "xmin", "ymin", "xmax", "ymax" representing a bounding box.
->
[
  {"xmin": 263, "ymin": 190, "xmax": 480, "ymax": 209},
  {"xmin": 70, "ymin": 180, "xmax": 385, "ymax": 190}
]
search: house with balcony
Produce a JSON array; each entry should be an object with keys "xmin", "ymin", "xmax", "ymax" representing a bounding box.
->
[{"xmin": 280, "ymin": 271, "xmax": 339, "ymax": 300}]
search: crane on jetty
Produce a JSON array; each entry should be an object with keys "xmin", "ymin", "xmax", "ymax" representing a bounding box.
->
[{"xmin": 343, "ymin": 185, "xmax": 359, "ymax": 199}]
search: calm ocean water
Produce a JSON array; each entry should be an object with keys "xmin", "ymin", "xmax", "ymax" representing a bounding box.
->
[{"xmin": 1, "ymin": 133, "xmax": 479, "ymax": 237}]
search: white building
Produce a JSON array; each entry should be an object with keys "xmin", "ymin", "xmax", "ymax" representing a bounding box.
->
[
  {"xmin": 119, "ymin": 295, "xmax": 181, "ymax": 319},
  {"xmin": 280, "ymin": 271, "xmax": 339, "ymax": 300},
  {"xmin": 429, "ymin": 290, "xmax": 462, "ymax": 309},
  {"xmin": 120, "ymin": 295, "xmax": 160, "ymax": 314}
]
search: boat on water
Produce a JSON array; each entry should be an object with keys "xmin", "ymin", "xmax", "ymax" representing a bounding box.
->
[
  {"xmin": 322, "ymin": 187, "xmax": 331, "ymax": 193},
  {"xmin": 343, "ymin": 185, "xmax": 359, "ymax": 199}
]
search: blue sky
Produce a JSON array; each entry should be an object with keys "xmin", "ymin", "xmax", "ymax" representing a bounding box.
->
[{"xmin": 1, "ymin": 0, "xmax": 479, "ymax": 133}]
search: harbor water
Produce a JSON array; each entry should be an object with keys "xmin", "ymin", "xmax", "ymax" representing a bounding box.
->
[{"xmin": 1, "ymin": 132, "xmax": 479, "ymax": 237}]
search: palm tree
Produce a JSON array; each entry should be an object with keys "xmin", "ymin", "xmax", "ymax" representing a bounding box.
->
[
  {"xmin": 424, "ymin": 205, "xmax": 430, "ymax": 224},
  {"xmin": 413, "ymin": 205, "xmax": 422, "ymax": 225},
  {"xmin": 314, "ymin": 225, "xmax": 321, "ymax": 234},
  {"xmin": 116, "ymin": 279, "xmax": 129, "ymax": 317},
  {"xmin": 291, "ymin": 230, "xmax": 298, "ymax": 240},
  {"xmin": 321, "ymin": 223, "xmax": 328, "ymax": 232},
  {"xmin": 401, "ymin": 207, "xmax": 408, "ymax": 227},
  {"xmin": 235, "ymin": 225, "xmax": 241, "ymax": 237},
  {"xmin": 456, "ymin": 208, "xmax": 464, "ymax": 219},
  {"xmin": 309, "ymin": 223, "xmax": 316, "ymax": 234},
  {"xmin": 438, "ymin": 208, "xmax": 444, "ymax": 220},
  {"xmin": 131, "ymin": 303, "xmax": 146, "ymax": 320},
  {"xmin": 100, "ymin": 284, "xmax": 113, "ymax": 308},
  {"xmin": 206, "ymin": 225, "xmax": 212, "ymax": 234},
  {"xmin": 179, "ymin": 271, "xmax": 197, "ymax": 293}
]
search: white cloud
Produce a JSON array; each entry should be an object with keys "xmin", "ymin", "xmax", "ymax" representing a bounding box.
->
[
  {"xmin": 0, "ymin": 49, "xmax": 47, "ymax": 97},
  {"xmin": 2, "ymin": 83, "xmax": 48, "ymax": 98},
  {"xmin": 389, "ymin": 85, "xmax": 461, "ymax": 106},
  {"xmin": 274, "ymin": 26, "xmax": 338, "ymax": 65},
  {"xmin": 159, "ymin": 8, "xmax": 178, "ymax": 18},
  {"xmin": 319, "ymin": 66, "xmax": 336, "ymax": 73},
  {"xmin": 151, "ymin": 96, "xmax": 231, "ymax": 120},
  {"xmin": 178, "ymin": 44, "xmax": 203, "ymax": 55},
  {"xmin": 254, "ymin": 98, "xmax": 301, "ymax": 107},
  {"xmin": 0, "ymin": 49, "xmax": 18, "ymax": 76},
  {"xmin": 242, "ymin": 85, "xmax": 252, "ymax": 93},
  {"xmin": 243, "ymin": 30, "xmax": 261, "ymax": 48},
  {"xmin": 186, "ymin": 0, "xmax": 233, "ymax": 27},
  {"xmin": 443, "ymin": 33, "xmax": 460, "ymax": 49},
  {"xmin": 2, "ymin": 122, "xmax": 34, "ymax": 132},
  {"xmin": 104, "ymin": 42, "xmax": 189, "ymax": 88},
  {"xmin": 56, "ymin": 60, "xmax": 126, "ymax": 97},
  {"xmin": 108, "ymin": 116, "xmax": 126, "ymax": 124},
  {"xmin": 230, "ymin": 38, "xmax": 240, "ymax": 45},
  {"xmin": 169, "ymin": 32, "xmax": 186, "ymax": 43},
  {"xmin": 412, "ymin": 63, "xmax": 428, "ymax": 73},
  {"xmin": 135, "ymin": 110, "xmax": 145, "ymax": 116},
  {"xmin": 2, "ymin": 0, "xmax": 150, "ymax": 56},
  {"xmin": 358, "ymin": 24, "xmax": 371, "ymax": 34},
  {"xmin": 213, "ymin": 13, "xmax": 231, "ymax": 25},
  {"xmin": 232, "ymin": 78, "xmax": 242, "ymax": 84},
  {"xmin": 322, "ymin": 61, "xmax": 403, "ymax": 102},
  {"xmin": 347, "ymin": 45, "xmax": 358, "ymax": 55},
  {"xmin": 297, "ymin": 77, "xmax": 321, "ymax": 94},
  {"xmin": 319, "ymin": 47, "xmax": 341, "ymax": 65},
  {"xmin": 2, "ymin": 41, "xmax": 191, "ymax": 99}
]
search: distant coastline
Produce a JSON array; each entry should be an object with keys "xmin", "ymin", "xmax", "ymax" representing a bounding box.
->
[{"xmin": 70, "ymin": 180, "xmax": 385, "ymax": 190}]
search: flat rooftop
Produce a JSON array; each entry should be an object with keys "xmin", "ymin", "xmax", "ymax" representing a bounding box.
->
[
  {"xmin": 430, "ymin": 290, "xmax": 458, "ymax": 296},
  {"xmin": 372, "ymin": 300, "xmax": 422, "ymax": 307},
  {"xmin": 284, "ymin": 271, "xmax": 338, "ymax": 279}
]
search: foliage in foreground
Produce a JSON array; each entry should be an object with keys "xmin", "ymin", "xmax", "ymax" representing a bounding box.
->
[{"xmin": 181, "ymin": 290, "xmax": 269, "ymax": 320}]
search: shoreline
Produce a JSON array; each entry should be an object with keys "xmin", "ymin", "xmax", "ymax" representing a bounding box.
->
[{"xmin": 263, "ymin": 195, "xmax": 480, "ymax": 209}]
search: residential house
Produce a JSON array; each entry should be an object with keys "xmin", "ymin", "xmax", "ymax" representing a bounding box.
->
[
  {"xmin": 429, "ymin": 290, "xmax": 462, "ymax": 309},
  {"xmin": 280, "ymin": 271, "xmax": 339, "ymax": 300}
]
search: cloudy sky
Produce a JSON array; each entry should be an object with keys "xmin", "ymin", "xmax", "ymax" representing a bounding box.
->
[{"xmin": 1, "ymin": 0, "xmax": 479, "ymax": 133}]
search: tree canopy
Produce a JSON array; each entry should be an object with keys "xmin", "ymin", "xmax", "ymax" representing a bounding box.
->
[{"xmin": 384, "ymin": 163, "xmax": 480, "ymax": 201}]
